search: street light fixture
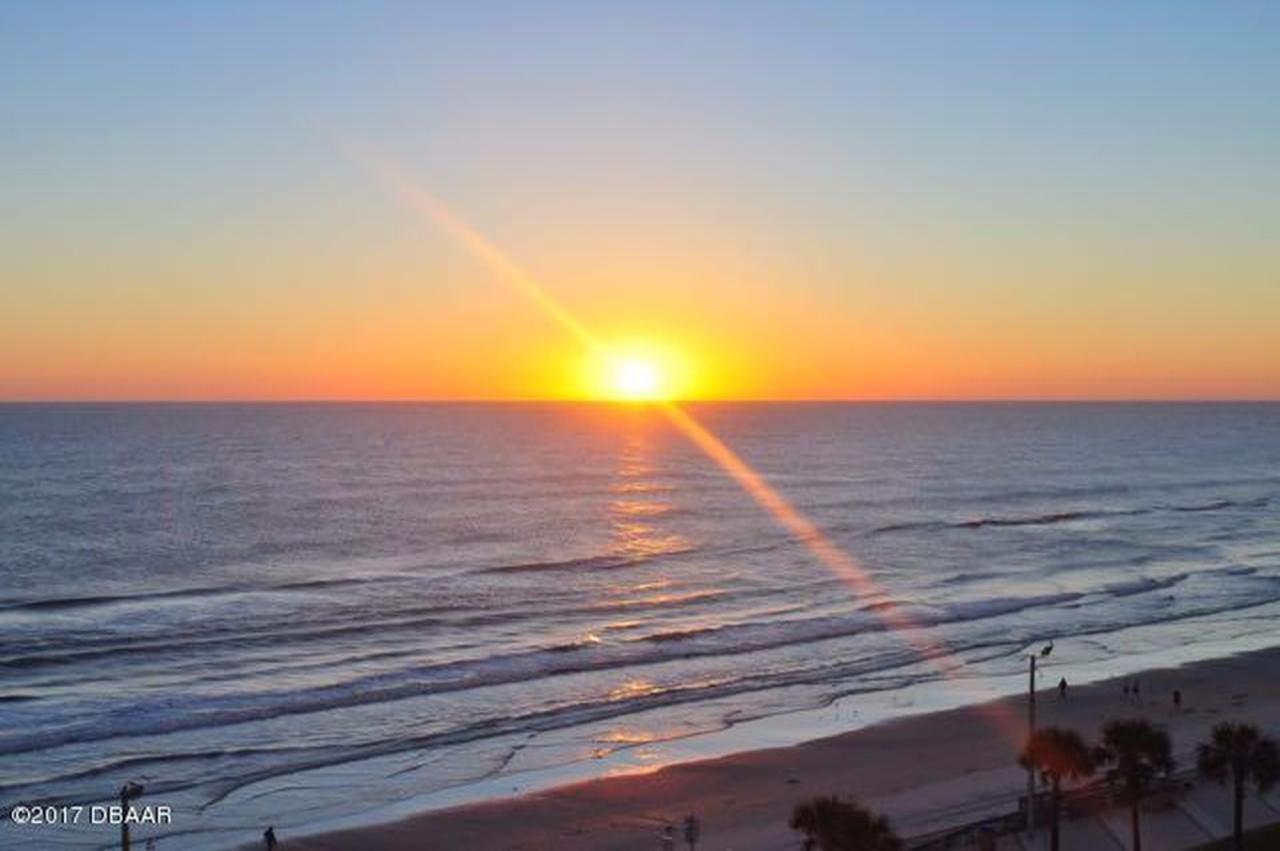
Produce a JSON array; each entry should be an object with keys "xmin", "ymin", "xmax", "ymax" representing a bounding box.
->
[{"xmin": 1026, "ymin": 642, "xmax": 1053, "ymax": 834}]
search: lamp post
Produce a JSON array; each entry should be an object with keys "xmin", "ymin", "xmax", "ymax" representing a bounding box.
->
[
  {"xmin": 1026, "ymin": 642, "xmax": 1053, "ymax": 835},
  {"xmin": 119, "ymin": 781, "xmax": 144, "ymax": 851}
]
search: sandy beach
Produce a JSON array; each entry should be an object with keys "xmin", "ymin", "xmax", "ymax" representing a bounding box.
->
[{"xmin": 280, "ymin": 645, "xmax": 1280, "ymax": 850}]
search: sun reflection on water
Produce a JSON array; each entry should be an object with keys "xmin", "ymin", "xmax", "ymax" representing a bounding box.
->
[
  {"xmin": 590, "ymin": 589, "xmax": 724, "ymax": 612},
  {"xmin": 610, "ymin": 499, "xmax": 673, "ymax": 516},
  {"xmin": 607, "ymin": 428, "xmax": 691, "ymax": 562},
  {"xmin": 606, "ymin": 677, "xmax": 663, "ymax": 701}
]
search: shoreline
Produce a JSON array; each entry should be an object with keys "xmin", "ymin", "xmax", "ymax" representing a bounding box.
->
[{"xmin": 278, "ymin": 641, "xmax": 1280, "ymax": 851}]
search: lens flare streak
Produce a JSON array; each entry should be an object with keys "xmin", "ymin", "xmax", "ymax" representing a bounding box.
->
[{"xmin": 370, "ymin": 164, "xmax": 1029, "ymax": 745}]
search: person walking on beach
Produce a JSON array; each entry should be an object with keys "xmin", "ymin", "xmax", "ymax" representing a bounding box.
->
[
  {"xmin": 1173, "ymin": 689, "xmax": 1182, "ymax": 712},
  {"xmin": 263, "ymin": 826, "xmax": 277, "ymax": 850},
  {"xmin": 1058, "ymin": 677, "xmax": 1068, "ymax": 700},
  {"xmin": 1132, "ymin": 677, "xmax": 1141, "ymax": 705}
]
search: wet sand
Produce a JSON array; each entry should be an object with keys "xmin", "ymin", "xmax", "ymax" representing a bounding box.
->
[{"xmin": 282, "ymin": 646, "xmax": 1280, "ymax": 850}]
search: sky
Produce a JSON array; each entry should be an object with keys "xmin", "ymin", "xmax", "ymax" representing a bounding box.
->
[{"xmin": 2, "ymin": 1, "xmax": 1278, "ymax": 401}]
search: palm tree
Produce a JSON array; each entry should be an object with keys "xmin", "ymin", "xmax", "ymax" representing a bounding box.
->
[
  {"xmin": 1020, "ymin": 727, "xmax": 1095, "ymax": 851},
  {"xmin": 1196, "ymin": 722, "xmax": 1280, "ymax": 851},
  {"xmin": 1095, "ymin": 719, "xmax": 1174, "ymax": 851},
  {"xmin": 789, "ymin": 796, "xmax": 903, "ymax": 851}
]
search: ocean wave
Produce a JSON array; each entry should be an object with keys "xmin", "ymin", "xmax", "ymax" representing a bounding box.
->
[
  {"xmin": 587, "ymin": 589, "xmax": 727, "ymax": 614},
  {"xmin": 867, "ymin": 509, "xmax": 1128, "ymax": 535},
  {"xmin": 0, "ymin": 642, "xmax": 1007, "ymax": 810},
  {"xmin": 0, "ymin": 604, "xmax": 506, "ymax": 670},
  {"xmin": 15, "ymin": 581, "xmax": 1280, "ymax": 814},
  {"xmin": 957, "ymin": 510, "xmax": 1133, "ymax": 529},
  {"xmin": 1172, "ymin": 496, "xmax": 1269, "ymax": 512},
  {"xmin": 0, "ymin": 585, "xmax": 1125, "ymax": 757},
  {"xmin": 0, "ymin": 581, "xmax": 744, "ymax": 672},
  {"xmin": 866, "ymin": 496, "xmax": 1270, "ymax": 537},
  {"xmin": 478, "ymin": 544, "xmax": 697, "ymax": 575},
  {"xmin": 1091, "ymin": 573, "xmax": 1193, "ymax": 599},
  {"xmin": 965, "ymin": 475, "xmax": 1280, "ymax": 506},
  {"xmin": 0, "ymin": 574, "xmax": 424, "ymax": 614},
  {"xmin": 479, "ymin": 554, "xmax": 646, "ymax": 575},
  {"xmin": 0, "ymin": 744, "xmax": 311, "ymax": 798}
]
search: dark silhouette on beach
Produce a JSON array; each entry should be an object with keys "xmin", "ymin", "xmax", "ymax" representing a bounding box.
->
[
  {"xmin": 263, "ymin": 826, "xmax": 277, "ymax": 849},
  {"xmin": 1058, "ymin": 677, "xmax": 1068, "ymax": 700},
  {"xmin": 789, "ymin": 796, "xmax": 902, "ymax": 850}
]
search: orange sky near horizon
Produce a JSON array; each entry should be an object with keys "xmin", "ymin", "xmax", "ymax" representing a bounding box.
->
[
  {"xmin": 6, "ymin": 292, "xmax": 1276, "ymax": 402},
  {"xmin": 5, "ymin": 202, "xmax": 1277, "ymax": 402}
]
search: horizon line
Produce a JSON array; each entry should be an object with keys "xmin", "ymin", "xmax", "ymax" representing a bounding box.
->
[{"xmin": 3, "ymin": 397, "xmax": 1279, "ymax": 405}]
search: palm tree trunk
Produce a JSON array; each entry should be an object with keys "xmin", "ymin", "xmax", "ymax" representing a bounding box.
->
[
  {"xmin": 1130, "ymin": 799, "xmax": 1141, "ymax": 851},
  {"xmin": 1233, "ymin": 780, "xmax": 1244, "ymax": 851},
  {"xmin": 1050, "ymin": 777, "xmax": 1061, "ymax": 851}
]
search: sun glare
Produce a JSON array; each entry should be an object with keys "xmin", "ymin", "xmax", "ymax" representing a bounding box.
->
[
  {"xmin": 611, "ymin": 358, "xmax": 664, "ymax": 401},
  {"xmin": 583, "ymin": 343, "xmax": 687, "ymax": 402}
]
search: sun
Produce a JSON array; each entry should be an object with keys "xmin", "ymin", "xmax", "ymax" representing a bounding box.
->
[
  {"xmin": 582, "ymin": 342, "xmax": 690, "ymax": 402},
  {"xmin": 610, "ymin": 358, "xmax": 665, "ymax": 401}
]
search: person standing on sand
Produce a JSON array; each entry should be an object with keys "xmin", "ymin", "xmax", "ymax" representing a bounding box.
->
[
  {"xmin": 660, "ymin": 823, "xmax": 676, "ymax": 851},
  {"xmin": 1173, "ymin": 689, "xmax": 1182, "ymax": 712},
  {"xmin": 1058, "ymin": 677, "xmax": 1068, "ymax": 700},
  {"xmin": 263, "ymin": 826, "xmax": 277, "ymax": 850},
  {"xmin": 1133, "ymin": 677, "xmax": 1141, "ymax": 705}
]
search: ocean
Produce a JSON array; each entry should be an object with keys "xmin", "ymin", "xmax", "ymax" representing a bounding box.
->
[{"xmin": 2, "ymin": 402, "xmax": 1278, "ymax": 848}]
